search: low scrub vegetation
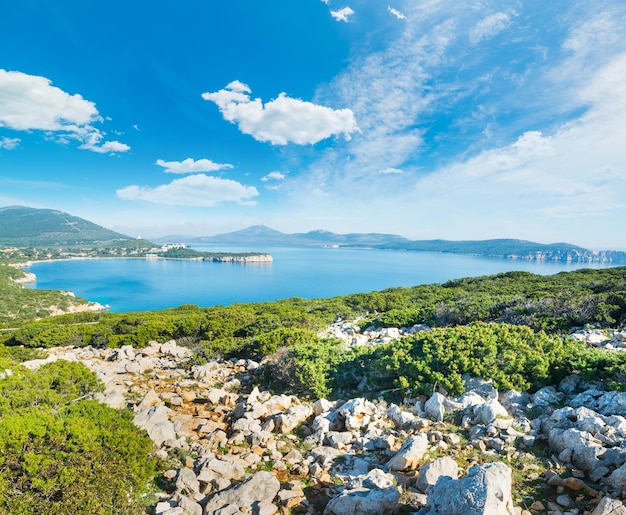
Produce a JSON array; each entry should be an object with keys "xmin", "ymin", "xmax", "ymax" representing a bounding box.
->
[{"xmin": 0, "ymin": 360, "xmax": 156, "ymax": 514}]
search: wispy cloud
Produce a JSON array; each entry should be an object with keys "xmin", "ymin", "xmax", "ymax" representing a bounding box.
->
[
  {"xmin": 0, "ymin": 136, "xmax": 20, "ymax": 150},
  {"xmin": 116, "ymin": 174, "xmax": 259, "ymax": 207},
  {"xmin": 469, "ymin": 12, "xmax": 513, "ymax": 45},
  {"xmin": 276, "ymin": 1, "xmax": 626, "ymax": 246},
  {"xmin": 202, "ymin": 81, "xmax": 358, "ymax": 145},
  {"xmin": 156, "ymin": 158, "xmax": 233, "ymax": 174},
  {"xmin": 0, "ymin": 69, "xmax": 129, "ymax": 153},
  {"xmin": 330, "ymin": 7, "xmax": 355, "ymax": 23},
  {"xmin": 388, "ymin": 6, "xmax": 406, "ymax": 20}
]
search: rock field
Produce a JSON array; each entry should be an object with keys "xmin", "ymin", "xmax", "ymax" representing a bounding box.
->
[{"xmin": 20, "ymin": 323, "xmax": 626, "ymax": 515}]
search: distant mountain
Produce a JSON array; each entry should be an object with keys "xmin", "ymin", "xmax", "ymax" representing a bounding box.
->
[
  {"xmin": 0, "ymin": 206, "xmax": 132, "ymax": 246},
  {"xmin": 184, "ymin": 225, "xmax": 410, "ymax": 247},
  {"xmin": 177, "ymin": 226, "xmax": 626, "ymax": 264}
]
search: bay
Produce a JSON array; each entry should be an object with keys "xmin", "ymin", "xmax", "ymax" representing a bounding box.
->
[{"xmin": 24, "ymin": 244, "xmax": 613, "ymax": 313}]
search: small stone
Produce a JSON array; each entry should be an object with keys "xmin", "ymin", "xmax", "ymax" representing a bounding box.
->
[{"xmin": 556, "ymin": 494, "xmax": 572, "ymax": 507}]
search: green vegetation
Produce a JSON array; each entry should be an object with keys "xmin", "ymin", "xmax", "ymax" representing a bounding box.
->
[
  {"xmin": 158, "ymin": 247, "xmax": 267, "ymax": 259},
  {"xmin": 0, "ymin": 264, "xmax": 95, "ymax": 322},
  {"xmin": 371, "ymin": 322, "xmax": 582, "ymax": 396},
  {"xmin": 0, "ymin": 260, "xmax": 625, "ymax": 510},
  {"xmin": 370, "ymin": 238, "xmax": 626, "ymax": 263},
  {"xmin": 0, "ymin": 206, "xmax": 131, "ymax": 246},
  {"xmin": 1, "ymin": 266, "xmax": 624, "ymax": 400},
  {"xmin": 0, "ymin": 360, "xmax": 156, "ymax": 514}
]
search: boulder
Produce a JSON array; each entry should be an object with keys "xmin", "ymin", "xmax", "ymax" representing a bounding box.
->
[
  {"xmin": 324, "ymin": 469, "xmax": 400, "ymax": 515},
  {"xmin": 548, "ymin": 428, "xmax": 604, "ymax": 472},
  {"xmin": 420, "ymin": 462, "xmax": 515, "ymax": 515},
  {"xmin": 386, "ymin": 433, "xmax": 429, "ymax": 471},
  {"xmin": 473, "ymin": 399, "xmax": 510, "ymax": 426},
  {"xmin": 275, "ymin": 404, "xmax": 313, "ymax": 433},
  {"xmin": 202, "ymin": 470, "xmax": 280, "ymax": 514},
  {"xmin": 338, "ymin": 398, "xmax": 377, "ymax": 431},
  {"xmin": 425, "ymin": 393, "xmax": 446, "ymax": 422},
  {"xmin": 416, "ymin": 456, "xmax": 459, "ymax": 493},
  {"xmin": 592, "ymin": 496, "xmax": 626, "ymax": 515},
  {"xmin": 175, "ymin": 467, "xmax": 200, "ymax": 496},
  {"xmin": 134, "ymin": 404, "xmax": 177, "ymax": 447}
]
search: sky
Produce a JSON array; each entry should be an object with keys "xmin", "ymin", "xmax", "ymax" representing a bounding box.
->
[{"xmin": 1, "ymin": 0, "xmax": 625, "ymax": 249}]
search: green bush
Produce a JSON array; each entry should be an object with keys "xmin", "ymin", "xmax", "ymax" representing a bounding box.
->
[
  {"xmin": 0, "ymin": 361, "xmax": 156, "ymax": 514},
  {"xmin": 371, "ymin": 322, "xmax": 586, "ymax": 396}
]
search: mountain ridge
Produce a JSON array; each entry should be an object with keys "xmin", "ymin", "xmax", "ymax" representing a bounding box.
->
[{"xmin": 163, "ymin": 226, "xmax": 626, "ymax": 263}]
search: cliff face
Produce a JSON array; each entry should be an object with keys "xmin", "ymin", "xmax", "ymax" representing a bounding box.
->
[
  {"xmin": 505, "ymin": 249, "xmax": 626, "ymax": 263},
  {"xmin": 204, "ymin": 254, "xmax": 273, "ymax": 263}
]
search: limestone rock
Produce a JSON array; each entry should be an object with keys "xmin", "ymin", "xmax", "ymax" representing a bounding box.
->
[
  {"xmin": 202, "ymin": 470, "xmax": 280, "ymax": 514},
  {"xmin": 324, "ymin": 468, "xmax": 400, "ymax": 515},
  {"xmin": 420, "ymin": 462, "xmax": 515, "ymax": 515},
  {"xmin": 425, "ymin": 392, "xmax": 446, "ymax": 422},
  {"xmin": 592, "ymin": 496, "xmax": 626, "ymax": 515},
  {"xmin": 416, "ymin": 456, "xmax": 459, "ymax": 493},
  {"xmin": 134, "ymin": 404, "xmax": 176, "ymax": 447},
  {"xmin": 386, "ymin": 433, "xmax": 429, "ymax": 471}
]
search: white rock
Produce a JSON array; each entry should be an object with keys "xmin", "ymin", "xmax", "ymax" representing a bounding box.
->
[
  {"xmin": 420, "ymin": 462, "xmax": 515, "ymax": 515},
  {"xmin": 324, "ymin": 469, "xmax": 400, "ymax": 515},
  {"xmin": 386, "ymin": 433, "xmax": 429, "ymax": 471},
  {"xmin": 425, "ymin": 392, "xmax": 447, "ymax": 422},
  {"xmin": 416, "ymin": 456, "xmax": 459, "ymax": 493}
]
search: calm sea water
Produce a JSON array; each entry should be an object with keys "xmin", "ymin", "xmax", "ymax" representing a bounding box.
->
[{"xmin": 24, "ymin": 244, "xmax": 613, "ymax": 313}]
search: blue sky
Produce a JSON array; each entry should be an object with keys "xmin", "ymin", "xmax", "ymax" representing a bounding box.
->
[{"xmin": 1, "ymin": 0, "xmax": 625, "ymax": 249}]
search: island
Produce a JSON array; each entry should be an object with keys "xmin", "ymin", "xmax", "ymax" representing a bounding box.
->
[{"xmin": 148, "ymin": 244, "xmax": 272, "ymax": 263}]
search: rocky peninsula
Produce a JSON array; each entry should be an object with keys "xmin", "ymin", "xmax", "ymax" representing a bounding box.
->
[{"xmin": 18, "ymin": 321, "xmax": 626, "ymax": 515}]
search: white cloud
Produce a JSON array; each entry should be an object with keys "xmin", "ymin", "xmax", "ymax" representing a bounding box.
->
[
  {"xmin": 379, "ymin": 167, "xmax": 403, "ymax": 174},
  {"xmin": 116, "ymin": 174, "xmax": 259, "ymax": 207},
  {"xmin": 330, "ymin": 7, "xmax": 355, "ymax": 23},
  {"xmin": 469, "ymin": 12, "xmax": 512, "ymax": 45},
  {"xmin": 320, "ymin": 0, "xmax": 329, "ymax": 4},
  {"xmin": 388, "ymin": 6, "xmax": 406, "ymax": 20},
  {"xmin": 0, "ymin": 69, "xmax": 129, "ymax": 153},
  {"xmin": 82, "ymin": 139, "xmax": 131, "ymax": 154},
  {"xmin": 202, "ymin": 82, "xmax": 358, "ymax": 145},
  {"xmin": 0, "ymin": 136, "xmax": 20, "ymax": 150},
  {"xmin": 156, "ymin": 158, "xmax": 234, "ymax": 174},
  {"xmin": 261, "ymin": 171, "xmax": 287, "ymax": 181}
]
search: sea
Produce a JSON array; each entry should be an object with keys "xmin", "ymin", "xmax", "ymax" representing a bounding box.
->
[{"xmin": 24, "ymin": 244, "xmax": 615, "ymax": 313}]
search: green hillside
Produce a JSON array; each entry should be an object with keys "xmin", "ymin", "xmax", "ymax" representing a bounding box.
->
[{"xmin": 0, "ymin": 206, "xmax": 131, "ymax": 246}]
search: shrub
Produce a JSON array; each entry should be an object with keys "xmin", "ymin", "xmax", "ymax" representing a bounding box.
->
[{"xmin": 371, "ymin": 322, "xmax": 586, "ymax": 396}]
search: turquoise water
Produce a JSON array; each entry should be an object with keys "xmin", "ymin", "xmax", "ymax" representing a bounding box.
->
[{"xmin": 24, "ymin": 245, "xmax": 612, "ymax": 312}]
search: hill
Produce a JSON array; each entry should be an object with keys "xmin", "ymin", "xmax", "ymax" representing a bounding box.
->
[
  {"xmin": 186, "ymin": 225, "xmax": 410, "ymax": 247},
  {"xmin": 177, "ymin": 225, "xmax": 626, "ymax": 263},
  {"xmin": 374, "ymin": 238, "xmax": 626, "ymax": 263},
  {"xmin": 0, "ymin": 206, "xmax": 132, "ymax": 246}
]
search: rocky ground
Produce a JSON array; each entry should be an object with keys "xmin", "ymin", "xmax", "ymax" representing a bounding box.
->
[{"xmin": 20, "ymin": 323, "xmax": 626, "ymax": 515}]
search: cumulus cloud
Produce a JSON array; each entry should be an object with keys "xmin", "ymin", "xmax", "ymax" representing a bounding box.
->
[
  {"xmin": 82, "ymin": 139, "xmax": 131, "ymax": 154},
  {"xmin": 156, "ymin": 158, "xmax": 234, "ymax": 174},
  {"xmin": 0, "ymin": 136, "xmax": 20, "ymax": 150},
  {"xmin": 469, "ymin": 12, "xmax": 513, "ymax": 45},
  {"xmin": 388, "ymin": 6, "xmax": 406, "ymax": 20},
  {"xmin": 330, "ymin": 7, "xmax": 355, "ymax": 22},
  {"xmin": 261, "ymin": 171, "xmax": 287, "ymax": 181},
  {"xmin": 116, "ymin": 174, "xmax": 259, "ymax": 207},
  {"xmin": 0, "ymin": 69, "xmax": 129, "ymax": 153},
  {"xmin": 202, "ymin": 81, "xmax": 358, "ymax": 145}
]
